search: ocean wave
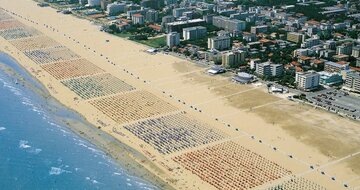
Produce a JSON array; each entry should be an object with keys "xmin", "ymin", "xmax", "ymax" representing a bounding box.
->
[
  {"xmin": 48, "ymin": 121, "xmax": 71, "ymax": 135},
  {"xmin": 19, "ymin": 96, "xmax": 44, "ymax": 115},
  {"xmin": 125, "ymin": 174, "xmax": 158, "ymax": 189},
  {"xmin": 141, "ymin": 186, "xmax": 156, "ymax": 190},
  {"xmin": 32, "ymin": 107, "xmax": 44, "ymax": 114},
  {"xmin": 2, "ymin": 82, "xmax": 15, "ymax": 89},
  {"xmin": 19, "ymin": 140, "xmax": 42, "ymax": 154},
  {"xmin": 21, "ymin": 97, "xmax": 32, "ymax": 105},
  {"xmin": 19, "ymin": 140, "xmax": 31, "ymax": 149},
  {"xmin": 21, "ymin": 101, "xmax": 34, "ymax": 106},
  {"xmin": 3, "ymin": 83, "xmax": 22, "ymax": 96},
  {"xmin": 97, "ymin": 161, "xmax": 110, "ymax": 167},
  {"xmin": 77, "ymin": 142, "xmax": 88, "ymax": 148},
  {"xmin": 113, "ymin": 172, "xmax": 123, "ymax": 176},
  {"xmin": 85, "ymin": 177, "xmax": 102, "ymax": 184},
  {"xmin": 49, "ymin": 167, "xmax": 71, "ymax": 175},
  {"xmin": 21, "ymin": 96, "xmax": 31, "ymax": 102},
  {"xmin": 29, "ymin": 148, "xmax": 42, "ymax": 154},
  {"xmin": 87, "ymin": 146, "xmax": 101, "ymax": 153},
  {"xmin": 57, "ymin": 158, "xmax": 63, "ymax": 163},
  {"xmin": 0, "ymin": 127, "xmax": 6, "ymax": 131},
  {"xmin": 77, "ymin": 142, "xmax": 102, "ymax": 154}
]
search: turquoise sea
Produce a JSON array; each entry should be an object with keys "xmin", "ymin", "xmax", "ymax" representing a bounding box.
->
[{"xmin": 0, "ymin": 52, "xmax": 158, "ymax": 190}]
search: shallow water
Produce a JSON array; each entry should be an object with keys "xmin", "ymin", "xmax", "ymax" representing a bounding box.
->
[{"xmin": 0, "ymin": 53, "xmax": 158, "ymax": 190}]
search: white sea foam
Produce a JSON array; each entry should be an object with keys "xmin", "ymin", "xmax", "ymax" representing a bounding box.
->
[
  {"xmin": 47, "ymin": 121, "xmax": 71, "ymax": 135},
  {"xmin": 77, "ymin": 142, "xmax": 88, "ymax": 148},
  {"xmin": 77, "ymin": 139, "xmax": 87, "ymax": 144},
  {"xmin": 29, "ymin": 148, "xmax": 42, "ymax": 154},
  {"xmin": 19, "ymin": 140, "xmax": 43, "ymax": 154},
  {"xmin": 143, "ymin": 187, "xmax": 156, "ymax": 190},
  {"xmin": 21, "ymin": 97, "xmax": 33, "ymax": 106},
  {"xmin": 5, "ymin": 84, "xmax": 22, "ymax": 96},
  {"xmin": 13, "ymin": 91, "xmax": 22, "ymax": 96},
  {"xmin": 127, "ymin": 183, "xmax": 132, "ymax": 186},
  {"xmin": 98, "ymin": 161, "xmax": 110, "ymax": 167},
  {"xmin": 88, "ymin": 147, "xmax": 100, "ymax": 153},
  {"xmin": 21, "ymin": 97, "xmax": 31, "ymax": 102},
  {"xmin": 49, "ymin": 167, "xmax": 63, "ymax": 175},
  {"xmin": 85, "ymin": 177, "xmax": 101, "ymax": 184},
  {"xmin": 57, "ymin": 158, "xmax": 63, "ymax": 163},
  {"xmin": 19, "ymin": 140, "xmax": 31, "ymax": 149},
  {"xmin": 125, "ymin": 175, "xmax": 157, "ymax": 189},
  {"xmin": 0, "ymin": 127, "xmax": 6, "ymax": 131},
  {"xmin": 32, "ymin": 107, "xmax": 43, "ymax": 114},
  {"xmin": 21, "ymin": 101, "xmax": 33, "ymax": 106},
  {"xmin": 48, "ymin": 122, "xmax": 60, "ymax": 127},
  {"xmin": 77, "ymin": 142, "xmax": 102, "ymax": 154},
  {"xmin": 49, "ymin": 167, "xmax": 71, "ymax": 175},
  {"xmin": 113, "ymin": 172, "xmax": 123, "ymax": 176}
]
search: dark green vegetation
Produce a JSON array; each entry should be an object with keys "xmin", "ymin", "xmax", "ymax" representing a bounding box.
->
[
  {"xmin": 137, "ymin": 36, "xmax": 166, "ymax": 48},
  {"xmin": 109, "ymin": 24, "xmax": 167, "ymax": 48},
  {"xmin": 293, "ymin": 93, "xmax": 307, "ymax": 100},
  {"xmin": 180, "ymin": 37, "xmax": 208, "ymax": 49}
]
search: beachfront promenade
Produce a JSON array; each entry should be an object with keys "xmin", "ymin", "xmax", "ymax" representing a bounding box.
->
[{"xmin": 0, "ymin": 2, "xmax": 359, "ymax": 189}]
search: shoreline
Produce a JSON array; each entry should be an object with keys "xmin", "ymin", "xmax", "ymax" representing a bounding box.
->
[{"xmin": 0, "ymin": 51, "xmax": 174, "ymax": 190}]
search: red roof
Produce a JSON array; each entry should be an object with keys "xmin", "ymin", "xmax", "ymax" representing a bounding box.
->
[
  {"xmin": 291, "ymin": 61, "xmax": 301, "ymax": 66},
  {"xmin": 299, "ymin": 56, "xmax": 312, "ymax": 61},
  {"xmin": 336, "ymin": 61, "xmax": 348, "ymax": 65},
  {"xmin": 312, "ymin": 59, "xmax": 324, "ymax": 64},
  {"xmin": 307, "ymin": 20, "xmax": 320, "ymax": 25},
  {"xmin": 334, "ymin": 33, "xmax": 344, "ymax": 37},
  {"xmin": 334, "ymin": 54, "xmax": 349, "ymax": 59},
  {"xmin": 350, "ymin": 67, "xmax": 360, "ymax": 71},
  {"xmin": 259, "ymin": 38, "xmax": 272, "ymax": 43},
  {"xmin": 132, "ymin": 14, "xmax": 143, "ymax": 17},
  {"xmin": 148, "ymin": 24, "xmax": 161, "ymax": 31}
]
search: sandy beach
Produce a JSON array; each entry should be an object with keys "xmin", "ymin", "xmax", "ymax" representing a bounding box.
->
[{"xmin": 0, "ymin": 0, "xmax": 359, "ymax": 189}]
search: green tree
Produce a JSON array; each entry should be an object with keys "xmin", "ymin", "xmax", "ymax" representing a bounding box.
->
[{"xmin": 108, "ymin": 24, "xmax": 119, "ymax": 33}]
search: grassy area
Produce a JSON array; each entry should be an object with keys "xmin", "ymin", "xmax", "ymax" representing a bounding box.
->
[
  {"xmin": 113, "ymin": 32, "xmax": 133, "ymax": 38},
  {"xmin": 137, "ymin": 36, "xmax": 166, "ymax": 48}
]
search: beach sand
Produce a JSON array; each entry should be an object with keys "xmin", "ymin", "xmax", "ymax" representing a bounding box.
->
[{"xmin": 0, "ymin": 0, "xmax": 359, "ymax": 189}]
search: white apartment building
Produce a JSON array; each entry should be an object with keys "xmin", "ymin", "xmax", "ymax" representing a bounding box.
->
[
  {"xmin": 295, "ymin": 71, "xmax": 320, "ymax": 91},
  {"xmin": 182, "ymin": 26, "xmax": 207, "ymax": 40},
  {"xmin": 208, "ymin": 36, "xmax": 231, "ymax": 51},
  {"xmin": 166, "ymin": 32, "xmax": 180, "ymax": 48}
]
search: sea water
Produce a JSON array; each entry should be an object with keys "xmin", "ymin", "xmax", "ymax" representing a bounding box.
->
[{"xmin": 0, "ymin": 53, "xmax": 158, "ymax": 190}]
